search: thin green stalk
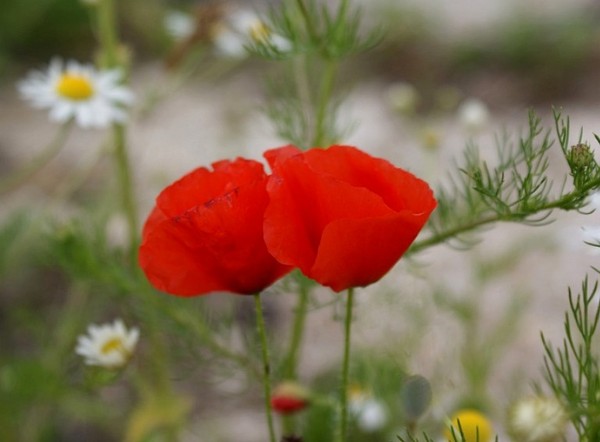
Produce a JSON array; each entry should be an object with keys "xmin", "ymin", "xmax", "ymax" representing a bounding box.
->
[
  {"xmin": 282, "ymin": 281, "xmax": 310, "ymax": 380},
  {"xmin": 0, "ymin": 120, "xmax": 73, "ymax": 195},
  {"xmin": 113, "ymin": 123, "xmax": 139, "ymax": 263},
  {"xmin": 338, "ymin": 287, "xmax": 355, "ymax": 442},
  {"xmin": 97, "ymin": 0, "xmax": 119, "ymax": 68},
  {"xmin": 409, "ymin": 177, "xmax": 600, "ymax": 255},
  {"xmin": 312, "ymin": 59, "xmax": 337, "ymax": 147},
  {"xmin": 295, "ymin": 0, "xmax": 319, "ymax": 44},
  {"xmin": 254, "ymin": 293, "xmax": 277, "ymax": 442},
  {"xmin": 96, "ymin": 0, "xmax": 139, "ymax": 263}
]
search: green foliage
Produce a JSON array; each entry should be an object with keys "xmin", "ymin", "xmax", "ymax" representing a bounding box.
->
[
  {"xmin": 0, "ymin": 0, "xmax": 93, "ymax": 68},
  {"xmin": 410, "ymin": 110, "xmax": 600, "ymax": 254},
  {"xmin": 542, "ymin": 276, "xmax": 600, "ymax": 441}
]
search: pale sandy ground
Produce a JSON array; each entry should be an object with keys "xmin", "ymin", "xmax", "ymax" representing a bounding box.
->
[{"xmin": 2, "ymin": 1, "xmax": 600, "ymax": 440}]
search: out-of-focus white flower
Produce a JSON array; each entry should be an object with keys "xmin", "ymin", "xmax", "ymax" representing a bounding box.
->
[
  {"xmin": 164, "ymin": 10, "xmax": 196, "ymax": 41},
  {"xmin": 212, "ymin": 8, "xmax": 291, "ymax": 58},
  {"xmin": 507, "ymin": 396, "xmax": 568, "ymax": 442},
  {"xmin": 458, "ymin": 98, "xmax": 490, "ymax": 133},
  {"xmin": 18, "ymin": 58, "xmax": 134, "ymax": 128},
  {"xmin": 75, "ymin": 319, "xmax": 139, "ymax": 369},
  {"xmin": 348, "ymin": 387, "xmax": 388, "ymax": 432},
  {"xmin": 387, "ymin": 82, "xmax": 419, "ymax": 115}
]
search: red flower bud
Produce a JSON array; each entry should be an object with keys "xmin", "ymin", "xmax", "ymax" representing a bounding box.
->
[
  {"xmin": 263, "ymin": 145, "xmax": 436, "ymax": 292},
  {"xmin": 271, "ymin": 382, "xmax": 310, "ymax": 415},
  {"xmin": 139, "ymin": 158, "xmax": 292, "ymax": 296}
]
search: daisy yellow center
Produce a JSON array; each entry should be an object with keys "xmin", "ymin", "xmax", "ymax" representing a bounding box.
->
[
  {"xmin": 56, "ymin": 74, "xmax": 94, "ymax": 100},
  {"xmin": 101, "ymin": 337, "xmax": 125, "ymax": 355},
  {"xmin": 249, "ymin": 22, "xmax": 271, "ymax": 43}
]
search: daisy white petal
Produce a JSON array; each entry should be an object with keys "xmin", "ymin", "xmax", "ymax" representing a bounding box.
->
[
  {"xmin": 18, "ymin": 58, "xmax": 134, "ymax": 129},
  {"xmin": 75, "ymin": 319, "xmax": 139, "ymax": 369}
]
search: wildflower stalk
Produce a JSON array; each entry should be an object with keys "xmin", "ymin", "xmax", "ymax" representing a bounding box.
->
[
  {"xmin": 112, "ymin": 123, "xmax": 139, "ymax": 262},
  {"xmin": 282, "ymin": 274, "xmax": 311, "ymax": 380},
  {"xmin": 96, "ymin": 0, "xmax": 139, "ymax": 264},
  {"xmin": 338, "ymin": 287, "xmax": 355, "ymax": 442},
  {"xmin": 313, "ymin": 59, "xmax": 337, "ymax": 147},
  {"xmin": 409, "ymin": 177, "xmax": 600, "ymax": 255},
  {"xmin": 0, "ymin": 119, "xmax": 73, "ymax": 195},
  {"xmin": 409, "ymin": 110, "xmax": 600, "ymax": 255},
  {"xmin": 254, "ymin": 293, "xmax": 277, "ymax": 442}
]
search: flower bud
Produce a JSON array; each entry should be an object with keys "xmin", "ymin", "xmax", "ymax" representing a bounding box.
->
[
  {"xmin": 271, "ymin": 382, "xmax": 310, "ymax": 415},
  {"xmin": 569, "ymin": 143, "xmax": 595, "ymax": 169}
]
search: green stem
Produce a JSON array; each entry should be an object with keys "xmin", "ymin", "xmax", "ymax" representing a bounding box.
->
[
  {"xmin": 0, "ymin": 120, "xmax": 73, "ymax": 195},
  {"xmin": 254, "ymin": 293, "xmax": 277, "ymax": 442},
  {"xmin": 96, "ymin": 0, "xmax": 139, "ymax": 262},
  {"xmin": 282, "ymin": 279, "xmax": 310, "ymax": 380},
  {"xmin": 97, "ymin": 0, "xmax": 119, "ymax": 68},
  {"xmin": 295, "ymin": 0, "xmax": 319, "ymax": 44},
  {"xmin": 113, "ymin": 123, "xmax": 139, "ymax": 263},
  {"xmin": 312, "ymin": 59, "xmax": 337, "ymax": 147},
  {"xmin": 408, "ymin": 178, "xmax": 600, "ymax": 255},
  {"xmin": 338, "ymin": 287, "xmax": 354, "ymax": 442}
]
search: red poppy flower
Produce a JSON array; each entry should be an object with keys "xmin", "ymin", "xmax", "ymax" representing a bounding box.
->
[
  {"xmin": 263, "ymin": 145, "xmax": 436, "ymax": 292},
  {"xmin": 139, "ymin": 158, "xmax": 292, "ymax": 296}
]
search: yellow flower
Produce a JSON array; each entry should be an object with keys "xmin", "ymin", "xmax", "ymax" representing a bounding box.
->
[{"xmin": 445, "ymin": 409, "xmax": 493, "ymax": 442}]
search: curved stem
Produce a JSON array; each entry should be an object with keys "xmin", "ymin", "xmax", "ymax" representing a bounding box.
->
[
  {"xmin": 338, "ymin": 287, "xmax": 354, "ymax": 442},
  {"xmin": 254, "ymin": 293, "xmax": 277, "ymax": 442},
  {"xmin": 0, "ymin": 120, "xmax": 73, "ymax": 195}
]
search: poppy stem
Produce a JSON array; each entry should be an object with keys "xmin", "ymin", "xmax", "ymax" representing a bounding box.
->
[
  {"xmin": 339, "ymin": 287, "xmax": 355, "ymax": 442},
  {"xmin": 254, "ymin": 293, "xmax": 277, "ymax": 442},
  {"xmin": 283, "ymin": 274, "xmax": 311, "ymax": 379}
]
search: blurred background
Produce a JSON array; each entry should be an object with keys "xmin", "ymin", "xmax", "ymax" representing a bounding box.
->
[{"xmin": 2, "ymin": 0, "xmax": 600, "ymax": 441}]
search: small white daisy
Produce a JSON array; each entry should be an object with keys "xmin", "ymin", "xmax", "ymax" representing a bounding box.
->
[
  {"xmin": 75, "ymin": 319, "xmax": 139, "ymax": 369},
  {"xmin": 212, "ymin": 8, "xmax": 291, "ymax": 58},
  {"xmin": 18, "ymin": 58, "xmax": 134, "ymax": 129}
]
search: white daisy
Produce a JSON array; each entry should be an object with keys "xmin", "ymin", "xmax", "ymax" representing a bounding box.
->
[
  {"xmin": 75, "ymin": 319, "xmax": 139, "ymax": 369},
  {"xmin": 18, "ymin": 58, "xmax": 134, "ymax": 129},
  {"xmin": 212, "ymin": 8, "xmax": 291, "ymax": 58}
]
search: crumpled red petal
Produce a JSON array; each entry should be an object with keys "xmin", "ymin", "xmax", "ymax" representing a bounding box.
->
[{"xmin": 139, "ymin": 158, "xmax": 292, "ymax": 296}]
